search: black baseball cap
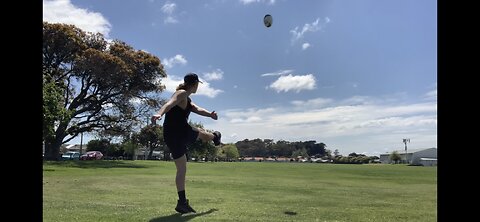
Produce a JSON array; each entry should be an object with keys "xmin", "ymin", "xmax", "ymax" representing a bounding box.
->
[{"xmin": 184, "ymin": 73, "xmax": 203, "ymax": 85}]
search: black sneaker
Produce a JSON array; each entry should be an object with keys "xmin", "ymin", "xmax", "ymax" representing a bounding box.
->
[
  {"xmin": 185, "ymin": 199, "xmax": 196, "ymax": 213},
  {"xmin": 213, "ymin": 131, "xmax": 222, "ymax": 146},
  {"xmin": 175, "ymin": 200, "xmax": 190, "ymax": 214},
  {"xmin": 175, "ymin": 199, "xmax": 196, "ymax": 214}
]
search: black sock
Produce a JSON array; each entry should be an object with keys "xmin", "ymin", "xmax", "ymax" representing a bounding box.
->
[{"xmin": 178, "ymin": 190, "xmax": 186, "ymax": 203}]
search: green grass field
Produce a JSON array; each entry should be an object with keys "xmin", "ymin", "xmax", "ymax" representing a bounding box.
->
[{"xmin": 43, "ymin": 160, "xmax": 436, "ymax": 222}]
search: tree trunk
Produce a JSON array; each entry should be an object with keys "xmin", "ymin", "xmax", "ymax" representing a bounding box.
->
[
  {"xmin": 44, "ymin": 121, "xmax": 69, "ymax": 161},
  {"xmin": 44, "ymin": 137, "xmax": 63, "ymax": 160},
  {"xmin": 148, "ymin": 146, "xmax": 154, "ymax": 160}
]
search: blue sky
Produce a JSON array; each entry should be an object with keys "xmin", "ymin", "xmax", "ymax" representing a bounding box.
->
[{"xmin": 43, "ymin": 0, "xmax": 437, "ymax": 156}]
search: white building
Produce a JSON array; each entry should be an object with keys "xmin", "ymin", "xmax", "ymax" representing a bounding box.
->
[
  {"xmin": 379, "ymin": 148, "xmax": 437, "ymax": 166},
  {"xmin": 418, "ymin": 158, "xmax": 437, "ymax": 166},
  {"xmin": 65, "ymin": 144, "xmax": 86, "ymax": 154}
]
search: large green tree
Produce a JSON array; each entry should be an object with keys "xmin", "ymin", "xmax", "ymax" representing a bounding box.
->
[
  {"xmin": 43, "ymin": 22, "xmax": 166, "ymax": 160},
  {"xmin": 138, "ymin": 125, "xmax": 165, "ymax": 159},
  {"xmin": 186, "ymin": 122, "xmax": 218, "ymax": 161},
  {"xmin": 389, "ymin": 151, "xmax": 402, "ymax": 164},
  {"xmin": 219, "ymin": 144, "xmax": 240, "ymax": 161}
]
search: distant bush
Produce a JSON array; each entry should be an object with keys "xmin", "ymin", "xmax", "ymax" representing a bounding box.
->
[{"xmin": 332, "ymin": 156, "xmax": 378, "ymax": 164}]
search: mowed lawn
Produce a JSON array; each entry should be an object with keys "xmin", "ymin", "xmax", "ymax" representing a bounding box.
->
[{"xmin": 43, "ymin": 160, "xmax": 436, "ymax": 222}]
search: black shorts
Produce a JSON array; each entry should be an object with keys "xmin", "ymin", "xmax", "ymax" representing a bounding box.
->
[{"xmin": 164, "ymin": 125, "xmax": 199, "ymax": 160}]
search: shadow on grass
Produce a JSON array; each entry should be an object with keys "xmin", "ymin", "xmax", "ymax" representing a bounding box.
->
[
  {"xmin": 284, "ymin": 211, "xmax": 297, "ymax": 216},
  {"xmin": 149, "ymin": 209, "xmax": 218, "ymax": 222},
  {"xmin": 43, "ymin": 160, "xmax": 149, "ymax": 169}
]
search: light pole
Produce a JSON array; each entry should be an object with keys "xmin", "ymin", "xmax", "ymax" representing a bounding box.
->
[
  {"xmin": 403, "ymin": 138, "xmax": 410, "ymax": 164},
  {"xmin": 80, "ymin": 132, "xmax": 83, "ymax": 154}
]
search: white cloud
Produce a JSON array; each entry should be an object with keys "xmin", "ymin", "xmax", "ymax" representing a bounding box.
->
[
  {"xmin": 161, "ymin": 76, "xmax": 183, "ymax": 93},
  {"xmin": 290, "ymin": 17, "xmax": 330, "ymax": 45},
  {"xmin": 196, "ymin": 81, "xmax": 224, "ymax": 98},
  {"xmin": 43, "ymin": 0, "xmax": 112, "ymax": 37},
  {"xmin": 160, "ymin": 75, "xmax": 223, "ymax": 98},
  {"xmin": 203, "ymin": 69, "xmax": 224, "ymax": 81},
  {"xmin": 161, "ymin": 2, "xmax": 176, "ymax": 14},
  {"xmin": 302, "ymin": 43, "xmax": 311, "ymax": 50},
  {"xmin": 268, "ymin": 74, "xmax": 316, "ymax": 93},
  {"xmin": 261, "ymin": 69, "xmax": 294, "ymax": 77},
  {"xmin": 204, "ymin": 94, "xmax": 437, "ymax": 155},
  {"xmin": 339, "ymin": 95, "xmax": 374, "ymax": 106},
  {"xmin": 161, "ymin": 2, "xmax": 179, "ymax": 24},
  {"xmin": 163, "ymin": 54, "xmax": 187, "ymax": 69},
  {"xmin": 291, "ymin": 98, "xmax": 333, "ymax": 108},
  {"xmin": 231, "ymin": 116, "xmax": 262, "ymax": 123},
  {"xmin": 224, "ymin": 108, "xmax": 277, "ymax": 124},
  {"xmin": 239, "ymin": 0, "xmax": 275, "ymax": 5},
  {"xmin": 164, "ymin": 16, "xmax": 178, "ymax": 24}
]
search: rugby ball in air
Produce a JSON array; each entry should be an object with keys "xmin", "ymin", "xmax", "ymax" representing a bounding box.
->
[{"xmin": 264, "ymin": 14, "xmax": 273, "ymax": 27}]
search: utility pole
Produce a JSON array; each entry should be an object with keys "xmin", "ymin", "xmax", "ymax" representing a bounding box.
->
[
  {"xmin": 403, "ymin": 138, "xmax": 410, "ymax": 164},
  {"xmin": 80, "ymin": 132, "xmax": 83, "ymax": 154}
]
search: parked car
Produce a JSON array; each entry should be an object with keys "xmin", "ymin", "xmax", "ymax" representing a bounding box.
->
[
  {"xmin": 61, "ymin": 151, "xmax": 81, "ymax": 160},
  {"xmin": 80, "ymin": 151, "xmax": 103, "ymax": 160}
]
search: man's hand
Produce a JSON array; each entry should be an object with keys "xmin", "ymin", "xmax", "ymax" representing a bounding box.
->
[
  {"xmin": 151, "ymin": 115, "xmax": 162, "ymax": 125},
  {"xmin": 210, "ymin": 111, "xmax": 218, "ymax": 120}
]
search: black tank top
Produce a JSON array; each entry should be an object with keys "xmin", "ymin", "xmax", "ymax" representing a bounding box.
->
[{"xmin": 163, "ymin": 97, "xmax": 192, "ymax": 132}]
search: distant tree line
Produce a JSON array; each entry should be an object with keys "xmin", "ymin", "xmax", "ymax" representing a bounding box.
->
[
  {"xmin": 80, "ymin": 126, "xmax": 331, "ymax": 162},
  {"xmin": 61, "ymin": 119, "xmax": 381, "ymax": 164},
  {"xmin": 235, "ymin": 139, "xmax": 327, "ymax": 158},
  {"xmin": 69, "ymin": 127, "xmax": 380, "ymax": 164}
]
